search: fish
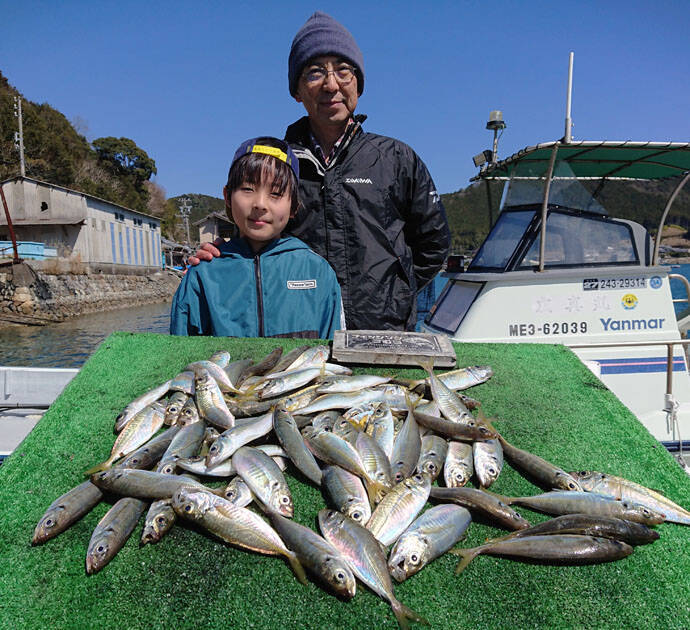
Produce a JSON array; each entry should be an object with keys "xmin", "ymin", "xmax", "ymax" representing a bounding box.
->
[
  {"xmin": 268, "ymin": 511, "xmax": 356, "ymax": 600},
  {"xmin": 488, "ymin": 513, "xmax": 660, "ymax": 546},
  {"xmin": 194, "ymin": 368, "xmax": 235, "ymax": 430},
  {"xmin": 502, "ymin": 490, "xmax": 666, "ymax": 525},
  {"xmin": 178, "ymin": 397, "xmax": 200, "ymax": 426},
  {"xmin": 311, "ymin": 410, "xmax": 341, "ymax": 431},
  {"xmin": 366, "ymin": 473, "xmax": 431, "ymax": 547},
  {"xmin": 237, "ymin": 348, "xmax": 283, "ymax": 385},
  {"xmin": 85, "ymin": 401, "xmax": 167, "ymax": 474},
  {"xmin": 413, "ymin": 409, "xmax": 496, "ymax": 442},
  {"xmin": 258, "ymin": 367, "xmax": 324, "ymax": 400},
  {"xmin": 570, "ymin": 470, "xmax": 690, "ymax": 526},
  {"xmin": 416, "ymin": 435, "xmax": 448, "ymax": 482},
  {"xmin": 114, "ymin": 379, "xmax": 172, "ymax": 432},
  {"xmin": 270, "ymin": 344, "xmax": 311, "ymax": 373},
  {"xmin": 223, "ymin": 477, "xmax": 254, "ymax": 507},
  {"xmin": 297, "ymin": 386, "xmax": 420, "ymax": 416},
  {"xmin": 322, "ymin": 466, "xmax": 371, "ymax": 525},
  {"xmin": 355, "ymin": 431, "xmax": 393, "ymax": 498},
  {"xmin": 409, "ymin": 365, "xmax": 494, "ymax": 393},
  {"xmin": 32, "ymin": 480, "xmax": 104, "ymax": 545},
  {"xmin": 443, "ymin": 441, "xmax": 473, "ymax": 488},
  {"xmin": 169, "ymin": 370, "xmax": 195, "ymax": 395},
  {"xmin": 498, "ymin": 435, "xmax": 582, "ymax": 491},
  {"xmin": 225, "ymin": 358, "xmax": 254, "ymax": 389},
  {"xmin": 206, "ymin": 412, "xmax": 273, "ymax": 467},
  {"xmin": 390, "ymin": 408, "xmax": 422, "ymax": 484},
  {"xmin": 232, "ymin": 446, "xmax": 294, "ymax": 517},
  {"xmin": 361, "ymin": 402, "xmax": 395, "ymax": 459},
  {"xmin": 113, "ymin": 424, "xmax": 181, "ymax": 470},
  {"xmin": 90, "ymin": 469, "xmax": 208, "ymax": 500},
  {"xmin": 156, "ymin": 419, "xmax": 207, "ymax": 475},
  {"xmin": 316, "ymin": 374, "xmax": 391, "ymax": 394},
  {"xmin": 209, "ymin": 350, "xmax": 231, "ymax": 368},
  {"xmin": 388, "ymin": 504, "xmax": 472, "ymax": 581},
  {"xmin": 272, "ymin": 405, "xmax": 322, "ymax": 486},
  {"xmin": 429, "ymin": 486, "xmax": 531, "ymax": 531},
  {"xmin": 473, "ymin": 438, "xmax": 503, "ymax": 488},
  {"xmin": 332, "ymin": 415, "xmax": 360, "ymax": 446},
  {"xmin": 172, "ymin": 487, "xmax": 306, "ymax": 585},
  {"xmin": 303, "ymin": 426, "xmax": 387, "ymax": 506},
  {"xmin": 278, "ymin": 344, "xmax": 330, "ymax": 373},
  {"xmin": 140, "ymin": 499, "xmax": 176, "ymax": 545},
  {"xmin": 186, "ymin": 360, "xmax": 239, "ymax": 393},
  {"xmin": 85, "ymin": 497, "xmax": 147, "ymax": 574},
  {"xmin": 164, "ymin": 391, "xmax": 189, "ymax": 426},
  {"xmin": 318, "ymin": 509, "xmax": 429, "ymax": 630},
  {"xmin": 419, "ymin": 358, "xmax": 472, "ymax": 423},
  {"xmin": 450, "ymin": 534, "xmax": 633, "ymax": 575}
]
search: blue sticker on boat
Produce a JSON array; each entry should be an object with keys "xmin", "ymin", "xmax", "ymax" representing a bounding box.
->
[
  {"xmin": 596, "ymin": 356, "xmax": 686, "ymax": 375},
  {"xmin": 650, "ymin": 276, "xmax": 662, "ymax": 289}
]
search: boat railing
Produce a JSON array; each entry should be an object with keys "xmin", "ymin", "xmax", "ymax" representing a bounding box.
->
[
  {"xmin": 568, "ymin": 338, "xmax": 690, "ymax": 466},
  {"xmin": 669, "ymin": 273, "xmax": 690, "ymax": 308}
]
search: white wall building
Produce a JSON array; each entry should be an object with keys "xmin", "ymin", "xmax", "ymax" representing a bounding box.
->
[{"xmin": 0, "ymin": 176, "xmax": 162, "ymax": 272}]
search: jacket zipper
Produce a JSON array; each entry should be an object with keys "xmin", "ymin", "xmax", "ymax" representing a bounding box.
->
[{"xmin": 254, "ymin": 254, "xmax": 264, "ymax": 336}]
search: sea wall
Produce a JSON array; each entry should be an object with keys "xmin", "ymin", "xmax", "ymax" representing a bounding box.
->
[{"xmin": 0, "ymin": 264, "xmax": 181, "ymax": 324}]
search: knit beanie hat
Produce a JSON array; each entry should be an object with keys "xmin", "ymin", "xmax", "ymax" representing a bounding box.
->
[{"xmin": 288, "ymin": 11, "xmax": 365, "ymax": 97}]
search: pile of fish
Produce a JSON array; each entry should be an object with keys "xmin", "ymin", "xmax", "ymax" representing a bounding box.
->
[{"xmin": 32, "ymin": 344, "xmax": 690, "ymax": 629}]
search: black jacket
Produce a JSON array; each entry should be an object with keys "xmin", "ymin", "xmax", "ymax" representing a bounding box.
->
[{"xmin": 284, "ymin": 115, "xmax": 450, "ymax": 331}]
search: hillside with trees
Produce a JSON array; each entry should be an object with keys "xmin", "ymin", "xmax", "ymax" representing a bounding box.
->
[{"xmin": 0, "ymin": 70, "xmax": 157, "ymax": 215}]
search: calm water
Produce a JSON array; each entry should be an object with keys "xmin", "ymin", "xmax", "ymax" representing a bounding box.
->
[
  {"xmin": 669, "ymin": 263, "xmax": 690, "ymax": 316},
  {"xmin": 0, "ymin": 301, "xmax": 171, "ymax": 368}
]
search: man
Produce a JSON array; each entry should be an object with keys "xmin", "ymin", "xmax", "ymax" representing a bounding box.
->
[{"xmin": 192, "ymin": 11, "xmax": 450, "ymax": 331}]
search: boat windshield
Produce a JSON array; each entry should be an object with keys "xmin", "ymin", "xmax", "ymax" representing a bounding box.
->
[
  {"xmin": 469, "ymin": 210, "xmax": 535, "ymax": 270},
  {"xmin": 517, "ymin": 211, "xmax": 638, "ymax": 268},
  {"xmin": 503, "ymin": 160, "xmax": 607, "ymax": 214}
]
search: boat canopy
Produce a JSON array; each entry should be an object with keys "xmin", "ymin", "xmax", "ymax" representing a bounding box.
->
[{"xmin": 472, "ymin": 141, "xmax": 690, "ymax": 181}]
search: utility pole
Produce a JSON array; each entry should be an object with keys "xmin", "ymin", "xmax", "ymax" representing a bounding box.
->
[
  {"xmin": 13, "ymin": 96, "xmax": 26, "ymax": 178},
  {"xmin": 178, "ymin": 197, "xmax": 192, "ymax": 245}
]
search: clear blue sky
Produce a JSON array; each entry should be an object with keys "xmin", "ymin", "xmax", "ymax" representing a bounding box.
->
[{"xmin": 2, "ymin": 1, "xmax": 688, "ymax": 199}]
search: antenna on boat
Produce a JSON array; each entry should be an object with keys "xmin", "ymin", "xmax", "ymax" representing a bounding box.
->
[{"xmin": 564, "ymin": 52, "xmax": 574, "ymax": 143}]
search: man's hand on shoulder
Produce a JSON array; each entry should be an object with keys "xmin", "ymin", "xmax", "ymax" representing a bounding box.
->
[{"xmin": 188, "ymin": 239, "xmax": 223, "ymax": 266}]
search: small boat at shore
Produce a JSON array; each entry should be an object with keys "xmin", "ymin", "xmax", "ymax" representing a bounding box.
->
[{"xmin": 0, "ymin": 366, "xmax": 78, "ymax": 462}]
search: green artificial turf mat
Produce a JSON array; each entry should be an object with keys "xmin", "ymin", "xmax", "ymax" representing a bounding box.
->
[{"xmin": 0, "ymin": 332, "xmax": 689, "ymax": 629}]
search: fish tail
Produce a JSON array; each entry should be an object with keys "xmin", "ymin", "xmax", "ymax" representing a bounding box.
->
[
  {"xmin": 285, "ymin": 550, "xmax": 308, "ymax": 586},
  {"xmin": 417, "ymin": 358, "xmax": 434, "ymax": 375},
  {"xmin": 365, "ymin": 479, "xmax": 389, "ymax": 509},
  {"xmin": 447, "ymin": 547, "xmax": 482, "ymax": 575},
  {"xmin": 392, "ymin": 598, "xmax": 429, "ymax": 630},
  {"xmin": 83, "ymin": 456, "xmax": 115, "ymax": 476}
]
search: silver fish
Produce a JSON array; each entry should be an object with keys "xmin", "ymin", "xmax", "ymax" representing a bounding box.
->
[
  {"xmin": 91, "ymin": 469, "xmax": 207, "ymax": 500},
  {"xmin": 363, "ymin": 402, "xmax": 395, "ymax": 460},
  {"xmin": 186, "ymin": 360, "xmax": 239, "ymax": 393},
  {"xmin": 232, "ymin": 446, "xmax": 293, "ymax": 517},
  {"xmin": 223, "ymin": 477, "xmax": 254, "ymax": 507},
  {"xmin": 194, "ymin": 368, "xmax": 235, "ymax": 430},
  {"xmin": 443, "ymin": 441, "xmax": 473, "ymax": 488},
  {"xmin": 178, "ymin": 397, "xmax": 200, "ymax": 426},
  {"xmin": 388, "ymin": 504, "xmax": 472, "ymax": 581},
  {"xmin": 416, "ymin": 435, "xmax": 448, "ymax": 482},
  {"xmin": 366, "ymin": 472, "xmax": 431, "ymax": 547},
  {"xmin": 318, "ymin": 509, "xmax": 428, "ymax": 630},
  {"xmin": 206, "ymin": 412, "xmax": 273, "ymax": 467},
  {"xmin": 141, "ymin": 499, "xmax": 176, "ymax": 545},
  {"xmin": 114, "ymin": 379, "xmax": 171, "ymax": 432},
  {"xmin": 209, "ymin": 350, "xmax": 231, "ymax": 368},
  {"xmin": 316, "ymin": 374, "xmax": 391, "ymax": 394},
  {"xmin": 473, "ymin": 438, "xmax": 503, "ymax": 488},
  {"xmin": 156, "ymin": 420, "xmax": 207, "ymax": 475},
  {"xmin": 322, "ymin": 466, "xmax": 371, "ymax": 525},
  {"xmin": 273, "ymin": 405, "xmax": 322, "ymax": 486},
  {"xmin": 570, "ymin": 470, "xmax": 690, "ymax": 525},
  {"xmin": 259, "ymin": 367, "xmax": 323, "ymax": 400},
  {"xmin": 269, "ymin": 511, "xmax": 356, "ymax": 600},
  {"xmin": 164, "ymin": 391, "xmax": 189, "ymax": 426},
  {"xmin": 390, "ymin": 409, "xmax": 422, "ymax": 484},
  {"xmin": 169, "ymin": 370, "xmax": 195, "ymax": 395},
  {"xmin": 85, "ymin": 497, "xmax": 147, "ymax": 574},
  {"xmin": 172, "ymin": 487, "xmax": 306, "ymax": 584}
]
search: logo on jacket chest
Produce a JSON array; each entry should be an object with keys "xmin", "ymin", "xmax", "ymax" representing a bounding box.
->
[
  {"xmin": 287, "ymin": 280, "xmax": 317, "ymax": 290},
  {"xmin": 344, "ymin": 177, "xmax": 373, "ymax": 184}
]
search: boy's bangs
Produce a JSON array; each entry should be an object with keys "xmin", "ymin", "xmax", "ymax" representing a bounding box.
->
[{"xmin": 230, "ymin": 153, "xmax": 292, "ymax": 195}]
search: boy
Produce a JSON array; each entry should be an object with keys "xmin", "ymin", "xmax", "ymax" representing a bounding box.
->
[{"xmin": 170, "ymin": 137, "xmax": 344, "ymax": 339}]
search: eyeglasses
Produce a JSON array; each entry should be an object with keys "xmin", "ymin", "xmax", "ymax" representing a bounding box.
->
[{"xmin": 301, "ymin": 64, "xmax": 356, "ymax": 86}]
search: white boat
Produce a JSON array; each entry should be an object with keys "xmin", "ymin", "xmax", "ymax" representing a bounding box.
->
[
  {"xmin": 0, "ymin": 366, "xmax": 78, "ymax": 462},
  {"xmin": 422, "ymin": 138, "xmax": 690, "ymax": 467}
]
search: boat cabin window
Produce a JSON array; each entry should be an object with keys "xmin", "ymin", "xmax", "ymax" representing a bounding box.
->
[
  {"xmin": 469, "ymin": 210, "xmax": 535, "ymax": 270},
  {"xmin": 517, "ymin": 211, "xmax": 638, "ymax": 268},
  {"xmin": 425, "ymin": 281, "xmax": 482, "ymax": 334}
]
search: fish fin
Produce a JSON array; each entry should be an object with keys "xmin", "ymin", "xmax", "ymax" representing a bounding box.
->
[
  {"xmin": 365, "ymin": 479, "xmax": 389, "ymax": 509},
  {"xmin": 286, "ymin": 550, "xmax": 308, "ymax": 586},
  {"xmin": 392, "ymin": 599, "xmax": 430, "ymax": 630},
  {"xmin": 417, "ymin": 358, "xmax": 435, "ymax": 375},
  {"xmin": 448, "ymin": 548, "xmax": 482, "ymax": 575}
]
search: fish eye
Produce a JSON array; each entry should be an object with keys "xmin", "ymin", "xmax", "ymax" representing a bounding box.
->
[
  {"xmin": 335, "ymin": 571, "xmax": 345, "ymax": 583},
  {"xmin": 410, "ymin": 554, "xmax": 419, "ymax": 564},
  {"xmin": 489, "ymin": 468, "xmax": 496, "ymax": 475},
  {"xmin": 568, "ymin": 482, "xmax": 577, "ymax": 489},
  {"xmin": 157, "ymin": 516, "xmax": 166, "ymax": 524},
  {"xmin": 97, "ymin": 545, "xmax": 105, "ymax": 553},
  {"xmin": 45, "ymin": 518, "xmax": 54, "ymax": 527},
  {"xmin": 351, "ymin": 511, "xmax": 361, "ymax": 520},
  {"xmin": 280, "ymin": 495, "xmax": 290, "ymax": 504},
  {"xmin": 184, "ymin": 505, "xmax": 192, "ymax": 512}
]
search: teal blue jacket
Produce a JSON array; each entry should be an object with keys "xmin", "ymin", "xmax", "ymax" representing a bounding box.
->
[{"xmin": 170, "ymin": 236, "xmax": 344, "ymax": 339}]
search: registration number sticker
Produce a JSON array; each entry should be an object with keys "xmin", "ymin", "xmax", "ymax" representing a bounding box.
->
[
  {"xmin": 509, "ymin": 321, "xmax": 588, "ymax": 336},
  {"xmin": 583, "ymin": 277, "xmax": 647, "ymax": 291}
]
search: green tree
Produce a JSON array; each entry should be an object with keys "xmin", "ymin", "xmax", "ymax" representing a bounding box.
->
[{"xmin": 92, "ymin": 136, "xmax": 157, "ymax": 189}]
